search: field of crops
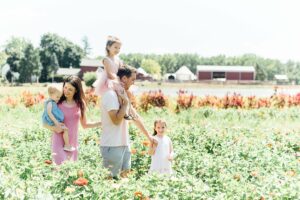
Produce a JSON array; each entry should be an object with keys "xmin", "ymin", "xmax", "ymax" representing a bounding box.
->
[{"xmin": 0, "ymin": 87, "xmax": 299, "ymax": 199}]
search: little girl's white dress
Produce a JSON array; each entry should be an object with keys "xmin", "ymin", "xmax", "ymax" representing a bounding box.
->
[
  {"xmin": 93, "ymin": 56, "xmax": 122, "ymax": 96},
  {"xmin": 149, "ymin": 135, "xmax": 173, "ymax": 175}
]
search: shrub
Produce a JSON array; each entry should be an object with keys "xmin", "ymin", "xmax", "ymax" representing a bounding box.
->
[
  {"xmin": 139, "ymin": 90, "xmax": 168, "ymax": 112},
  {"xmin": 83, "ymin": 72, "xmax": 97, "ymax": 87},
  {"xmin": 84, "ymin": 88, "xmax": 99, "ymax": 106},
  {"xmin": 176, "ymin": 89, "xmax": 196, "ymax": 112}
]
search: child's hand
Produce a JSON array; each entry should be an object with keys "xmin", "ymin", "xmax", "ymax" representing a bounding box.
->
[
  {"xmin": 54, "ymin": 125, "xmax": 63, "ymax": 133},
  {"xmin": 167, "ymin": 154, "xmax": 173, "ymax": 161},
  {"xmin": 149, "ymin": 136, "xmax": 158, "ymax": 144},
  {"xmin": 167, "ymin": 152, "xmax": 175, "ymax": 161},
  {"xmin": 59, "ymin": 123, "xmax": 68, "ymax": 130}
]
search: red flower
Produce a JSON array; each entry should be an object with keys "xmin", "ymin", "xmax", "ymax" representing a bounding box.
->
[
  {"xmin": 44, "ymin": 160, "xmax": 52, "ymax": 165},
  {"xmin": 73, "ymin": 177, "xmax": 88, "ymax": 186},
  {"xmin": 142, "ymin": 140, "xmax": 150, "ymax": 147}
]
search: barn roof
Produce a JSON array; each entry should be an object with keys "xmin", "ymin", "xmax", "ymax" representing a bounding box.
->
[
  {"xmin": 56, "ymin": 67, "xmax": 81, "ymax": 76},
  {"xmin": 175, "ymin": 66, "xmax": 195, "ymax": 75},
  {"xmin": 197, "ymin": 65, "xmax": 255, "ymax": 72},
  {"xmin": 274, "ymin": 74, "xmax": 288, "ymax": 80},
  {"xmin": 137, "ymin": 67, "xmax": 149, "ymax": 76},
  {"xmin": 80, "ymin": 58, "xmax": 103, "ymax": 67}
]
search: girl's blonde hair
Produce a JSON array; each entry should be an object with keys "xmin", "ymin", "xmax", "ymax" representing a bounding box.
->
[
  {"xmin": 153, "ymin": 119, "xmax": 167, "ymax": 136},
  {"xmin": 47, "ymin": 84, "xmax": 61, "ymax": 95},
  {"xmin": 105, "ymin": 35, "xmax": 122, "ymax": 56}
]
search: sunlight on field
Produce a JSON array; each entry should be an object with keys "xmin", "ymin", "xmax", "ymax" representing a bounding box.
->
[{"xmin": 0, "ymin": 86, "xmax": 299, "ymax": 199}]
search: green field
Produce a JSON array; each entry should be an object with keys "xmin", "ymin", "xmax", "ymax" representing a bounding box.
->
[{"xmin": 0, "ymin": 87, "xmax": 299, "ymax": 199}]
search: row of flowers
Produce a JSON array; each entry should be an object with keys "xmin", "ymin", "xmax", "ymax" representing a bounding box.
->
[{"xmin": 3, "ymin": 89, "xmax": 300, "ymax": 110}]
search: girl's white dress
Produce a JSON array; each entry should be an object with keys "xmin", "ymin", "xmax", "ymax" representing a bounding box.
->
[
  {"xmin": 149, "ymin": 135, "xmax": 173, "ymax": 175},
  {"xmin": 93, "ymin": 56, "xmax": 122, "ymax": 96}
]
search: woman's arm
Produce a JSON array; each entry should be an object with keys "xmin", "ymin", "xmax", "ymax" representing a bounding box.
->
[
  {"xmin": 43, "ymin": 123, "xmax": 63, "ymax": 133},
  {"xmin": 80, "ymin": 114, "xmax": 102, "ymax": 129},
  {"xmin": 103, "ymin": 58, "xmax": 118, "ymax": 80},
  {"xmin": 80, "ymin": 103, "xmax": 102, "ymax": 129}
]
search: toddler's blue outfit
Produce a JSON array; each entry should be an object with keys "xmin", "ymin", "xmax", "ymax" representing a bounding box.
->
[{"xmin": 42, "ymin": 99, "xmax": 64, "ymax": 126}]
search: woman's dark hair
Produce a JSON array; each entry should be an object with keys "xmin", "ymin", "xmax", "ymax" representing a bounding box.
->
[
  {"xmin": 105, "ymin": 36, "xmax": 121, "ymax": 56},
  {"xmin": 58, "ymin": 75, "xmax": 86, "ymax": 118},
  {"xmin": 153, "ymin": 119, "xmax": 167, "ymax": 136}
]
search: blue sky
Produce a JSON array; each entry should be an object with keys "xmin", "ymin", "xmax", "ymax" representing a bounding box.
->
[{"xmin": 1, "ymin": 0, "xmax": 300, "ymax": 62}]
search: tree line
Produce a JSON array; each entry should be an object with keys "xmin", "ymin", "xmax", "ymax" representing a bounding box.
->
[{"xmin": 1, "ymin": 33, "xmax": 300, "ymax": 83}]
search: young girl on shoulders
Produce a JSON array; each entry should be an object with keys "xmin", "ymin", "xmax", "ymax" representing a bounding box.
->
[
  {"xmin": 149, "ymin": 119, "xmax": 174, "ymax": 175},
  {"xmin": 93, "ymin": 36, "xmax": 133, "ymax": 119}
]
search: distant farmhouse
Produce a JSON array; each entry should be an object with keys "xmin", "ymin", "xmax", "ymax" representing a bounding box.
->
[
  {"xmin": 79, "ymin": 58, "xmax": 103, "ymax": 78},
  {"xmin": 197, "ymin": 65, "xmax": 255, "ymax": 81},
  {"xmin": 274, "ymin": 74, "xmax": 288, "ymax": 84},
  {"xmin": 56, "ymin": 67, "xmax": 81, "ymax": 77},
  {"xmin": 136, "ymin": 67, "xmax": 153, "ymax": 81},
  {"xmin": 164, "ymin": 66, "xmax": 196, "ymax": 81}
]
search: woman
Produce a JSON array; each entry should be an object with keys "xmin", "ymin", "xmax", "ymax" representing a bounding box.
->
[{"xmin": 44, "ymin": 76, "xmax": 101, "ymax": 165}]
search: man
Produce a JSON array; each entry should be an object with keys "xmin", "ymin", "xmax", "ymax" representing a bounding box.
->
[{"xmin": 100, "ymin": 66, "xmax": 154, "ymax": 179}]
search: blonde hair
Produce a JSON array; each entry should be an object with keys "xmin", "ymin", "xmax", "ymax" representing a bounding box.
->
[
  {"xmin": 153, "ymin": 119, "xmax": 167, "ymax": 136},
  {"xmin": 105, "ymin": 35, "xmax": 122, "ymax": 56},
  {"xmin": 47, "ymin": 85, "xmax": 61, "ymax": 95}
]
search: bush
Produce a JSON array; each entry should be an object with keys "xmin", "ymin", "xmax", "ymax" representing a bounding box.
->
[
  {"xmin": 139, "ymin": 90, "xmax": 168, "ymax": 111},
  {"xmin": 83, "ymin": 72, "xmax": 97, "ymax": 87}
]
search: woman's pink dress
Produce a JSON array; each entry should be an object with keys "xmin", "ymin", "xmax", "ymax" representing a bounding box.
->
[{"xmin": 52, "ymin": 102, "xmax": 80, "ymax": 165}]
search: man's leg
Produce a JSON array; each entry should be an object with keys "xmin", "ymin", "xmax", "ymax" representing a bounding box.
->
[
  {"xmin": 120, "ymin": 146, "xmax": 131, "ymax": 178},
  {"xmin": 100, "ymin": 146, "xmax": 126, "ymax": 179}
]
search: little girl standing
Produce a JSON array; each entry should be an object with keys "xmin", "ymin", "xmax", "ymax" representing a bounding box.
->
[
  {"xmin": 149, "ymin": 119, "xmax": 174, "ymax": 175},
  {"xmin": 93, "ymin": 36, "xmax": 133, "ymax": 119}
]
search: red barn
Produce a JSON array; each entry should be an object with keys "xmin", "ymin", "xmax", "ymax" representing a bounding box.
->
[
  {"xmin": 197, "ymin": 65, "xmax": 255, "ymax": 81},
  {"xmin": 79, "ymin": 59, "xmax": 103, "ymax": 78}
]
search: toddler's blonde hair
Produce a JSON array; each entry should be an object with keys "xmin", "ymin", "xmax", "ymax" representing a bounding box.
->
[{"xmin": 47, "ymin": 84, "xmax": 62, "ymax": 95}]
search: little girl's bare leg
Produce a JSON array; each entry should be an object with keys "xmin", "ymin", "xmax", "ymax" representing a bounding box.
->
[
  {"xmin": 62, "ymin": 130, "xmax": 75, "ymax": 151},
  {"xmin": 62, "ymin": 130, "xmax": 70, "ymax": 147}
]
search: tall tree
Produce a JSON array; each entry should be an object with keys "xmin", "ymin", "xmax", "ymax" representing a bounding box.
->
[
  {"xmin": 254, "ymin": 63, "xmax": 267, "ymax": 81},
  {"xmin": 19, "ymin": 44, "xmax": 42, "ymax": 83},
  {"xmin": 82, "ymin": 36, "xmax": 92, "ymax": 57},
  {"xmin": 141, "ymin": 59, "xmax": 161, "ymax": 78},
  {"xmin": 0, "ymin": 51, "xmax": 7, "ymax": 67},
  {"xmin": 4, "ymin": 37, "xmax": 29, "ymax": 72},
  {"xmin": 39, "ymin": 33, "xmax": 84, "ymax": 81}
]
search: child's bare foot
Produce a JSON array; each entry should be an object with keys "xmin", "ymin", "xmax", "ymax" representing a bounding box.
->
[{"xmin": 63, "ymin": 146, "xmax": 75, "ymax": 152}]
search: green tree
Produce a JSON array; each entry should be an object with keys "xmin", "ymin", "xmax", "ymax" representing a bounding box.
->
[
  {"xmin": 4, "ymin": 37, "xmax": 29, "ymax": 72},
  {"xmin": 0, "ymin": 51, "xmax": 7, "ymax": 67},
  {"xmin": 19, "ymin": 44, "xmax": 42, "ymax": 83},
  {"xmin": 39, "ymin": 33, "xmax": 84, "ymax": 81},
  {"xmin": 254, "ymin": 63, "xmax": 267, "ymax": 81},
  {"xmin": 141, "ymin": 59, "xmax": 161, "ymax": 78},
  {"xmin": 82, "ymin": 36, "xmax": 92, "ymax": 57}
]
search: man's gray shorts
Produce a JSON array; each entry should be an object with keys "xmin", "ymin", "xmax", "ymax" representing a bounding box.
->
[{"xmin": 100, "ymin": 146, "xmax": 131, "ymax": 177}]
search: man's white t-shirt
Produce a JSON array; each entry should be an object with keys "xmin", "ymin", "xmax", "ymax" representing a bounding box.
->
[{"xmin": 100, "ymin": 90, "xmax": 129, "ymax": 147}]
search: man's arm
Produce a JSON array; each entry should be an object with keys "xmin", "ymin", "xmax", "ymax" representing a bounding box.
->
[
  {"xmin": 107, "ymin": 91, "xmax": 129, "ymax": 125},
  {"xmin": 130, "ymin": 106, "xmax": 154, "ymax": 142}
]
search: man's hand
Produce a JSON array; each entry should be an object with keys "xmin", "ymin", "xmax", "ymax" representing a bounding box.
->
[{"xmin": 149, "ymin": 136, "xmax": 158, "ymax": 144}]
